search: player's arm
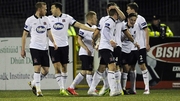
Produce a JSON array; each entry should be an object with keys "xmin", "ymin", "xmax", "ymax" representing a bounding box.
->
[
  {"xmin": 47, "ymin": 30, "xmax": 58, "ymax": 50},
  {"xmin": 110, "ymin": 6, "xmax": 126, "ymax": 21},
  {"xmin": 21, "ymin": 30, "xmax": 28, "ymax": 58},
  {"xmin": 115, "ymin": 6, "xmax": 126, "ymax": 21},
  {"xmin": 144, "ymin": 27, "xmax": 150, "ymax": 51},
  {"xmin": 74, "ymin": 22, "xmax": 95, "ymax": 32},
  {"xmin": 78, "ymin": 35, "xmax": 91, "ymax": 56},
  {"xmin": 123, "ymin": 29, "xmax": 140, "ymax": 49}
]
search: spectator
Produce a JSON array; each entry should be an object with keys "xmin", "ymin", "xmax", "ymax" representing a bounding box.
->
[{"xmin": 148, "ymin": 15, "xmax": 173, "ymax": 38}]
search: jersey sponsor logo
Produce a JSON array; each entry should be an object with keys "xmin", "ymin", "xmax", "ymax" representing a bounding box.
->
[
  {"xmin": 53, "ymin": 23, "xmax": 64, "ymax": 30},
  {"xmin": 147, "ymin": 42, "xmax": 180, "ymax": 63},
  {"xmin": 36, "ymin": 26, "xmax": 46, "ymax": 33}
]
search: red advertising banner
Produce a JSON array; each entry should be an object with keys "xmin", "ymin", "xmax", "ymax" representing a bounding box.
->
[{"xmin": 127, "ymin": 37, "xmax": 180, "ymax": 89}]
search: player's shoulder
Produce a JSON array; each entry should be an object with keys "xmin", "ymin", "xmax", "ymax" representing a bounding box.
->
[
  {"xmin": 61, "ymin": 13, "xmax": 72, "ymax": 18},
  {"xmin": 92, "ymin": 25, "xmax": 97, "ymax": 29},
  {"xmin": 137, "ymin": 15, "xmax": 146, "ymax": 21},
  {"xmin": 100, "ymin": 16, "xmax": 109, "ymax": 21},
  {"xmin": 47, "ymin": 15, "xmax": 54, "ymax": 18},
  {"xmin": 26, "ymin": 15, "xmax": 35, "ymax": 22}
]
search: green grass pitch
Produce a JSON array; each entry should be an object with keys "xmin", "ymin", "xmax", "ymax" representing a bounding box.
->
[{"xmin": 0, "ymin": 89, "xmax": 179, "ymax": 101}]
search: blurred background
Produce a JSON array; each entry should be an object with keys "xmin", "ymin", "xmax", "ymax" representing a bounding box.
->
[{"xmin": 0, "ymin": 0, "xmax": 180, "ymax": 37}]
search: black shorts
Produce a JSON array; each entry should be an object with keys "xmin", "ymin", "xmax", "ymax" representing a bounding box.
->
[
  {"xmin": 79, "ymin": 55, "xmax": 93, "ymax": 71},
  {"xmin": 49, "ymin": 46, "xmax": 69, "ymax": 64},
  {"xmin": 121, "ymin": 52, "xmax": 131, "ymax": 65},
  {"xmin": 112, "ymin": 46, "xmax": 122, "ymax": 66},
  {"xmin": 99, "ymin": 49, "xmax": 115, "ymax": 65},
  {"xmin": 30, "ymin": 48, "xmax": 49, "ymax": 67},
  {"xmin": 129, "ymin": 48, "xmax": 147, "ymax": 65}
]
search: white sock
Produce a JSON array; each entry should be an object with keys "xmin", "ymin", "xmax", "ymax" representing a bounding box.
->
[
  {"xmin": 115, "ymin": 70, "xmax": 122, "ymax": 91},
  {"xmin": 102, "ymin": 70, "xmax": 109, "ymax": 89},
  {"xmin": 130, "ymin": 70, "xmax": 136, "ymax": 92},
  {"xmin": 31, "ymin": 73, "xmax": 46, "ymax": 86},
  {"xmin": 142, "ymin": 69, "xmax": 149, "ymax": 91},
  {"xmin": 107, "ymin": 71, "xmax": 116, "ymax": 92},
  {"xmin": 55, "ymin": 73, "xmax": 62, "ymax": 89},
  {"xmin": 121, "ymin": 72, "xmax": 128, "ymax": 90},
  {"xmin": 34, "ymin": 72, "xmax": 41, "ymax": 92},
  {"xmin": 89, "ymin": 71, "xmax": 102, "ymax": 91},
  {"xmin": 70, "ymin": 73, "xmax": 84, "ymax": 89},
  {"xmin": 86, "ymin": 74, "xmax": 93, "ymax": 87},
  {"xmin": 61, "ymin": 72, "xmax": 68, "ymax": 90}
]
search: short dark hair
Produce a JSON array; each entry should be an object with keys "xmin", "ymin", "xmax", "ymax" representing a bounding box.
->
[
  {"xmin": 109, "ymin": 9, "xmax": 117, "ymax": 16},
  {"xmin": 106, "ymin": 2, "xmax": 117, "ymax": 9},
  {"xmin": 86, "ymin": 11, "xmax": 96, "ymax": 20},
  {"xmin": 127, "ymin": 2, "xmax": 139, "ymax": 12},
  {"xmin": 35, "ymin": 2, "xmax": 46, "ymax": 11},
  {"xmin": 52, "ymin": 2, "xmax": 62, "ymax": 11},
  {"xmin": 128, "ymin": 13, "xmax": 137, "ymax": 18}
]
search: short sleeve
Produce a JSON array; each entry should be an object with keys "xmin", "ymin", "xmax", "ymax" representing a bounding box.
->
[
  {"xmin": 68, "ymin": 15, "xmax": 76, "ymax": 25},
  {"xmin": 24, "ymin": 18, "xmax": 31, "ymax": 32},
  {"xmin": 78, "ymin": 29, "xmax": 85, "ymax": 38},
  {"xmin": 138, "ymin": 16, "xmax": 147, "ymax": 29}
]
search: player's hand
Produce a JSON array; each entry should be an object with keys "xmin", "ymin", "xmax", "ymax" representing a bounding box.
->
[
  {"xmin": 21, "ymin": 50, "xmax": 26, "ymax": 58},
  {"xmin": 110, "ymin": 40, "xmax": 117, "ymax": 48},
  {"xmin": 134, "ymin": 42, "xmax": 140, "ymax": 50},
  {"xmin": 146, "ymin": 44, "xmax": 150, "ymax": 52},
  {"xmin": 54, "ymin": 44, "xmax": 58, "ymax": 50},
  {"xmin": 94, "ymin": 42, "xmax": 99, "ymax": 50},
  {"xmin": 86, "ymin": 49, "xmax": 91, "ymax": 56}
]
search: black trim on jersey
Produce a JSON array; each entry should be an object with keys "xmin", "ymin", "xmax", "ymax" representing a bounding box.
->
[
  {"xmin": 53, "ymin": 14, "xmax": 62, "ymax": 18},
  {"xmin": 72, "ymin": 21, "xmax": 77, "ymax": 26},
  {"xmin": 126, "ymin": 23, "xmax": 134, "ymax": 28},
  {"xmin": 109, "ymin": 17, "xmax": 115, "ymax": 22},
  {"xmin": 97, "ymin": 28, "xmax": 101, "ymax": 30},
  {"xmin": 47, "ymin": 28, "xmax": 51, "ymax": 30},
  {"xmin": 34, "ymin": 14, "xmax": 42, "ymax": 19},
  {"xmin": 142, "ymin": 26, "xmax": 147, "ymax": 29},
  {"xmin": 122, "ymin": 29, "xmax": 127, "ymax": 32},
  {"xmin": 78, "ymin": 34, "xmax": 84, "ymax": 39},
  {"xmin": 86, "ymin": 23, "xmax": 92, "ymax": 27},
  {"xmin": 24, "ymin": 29, "xmax": 29, "ymax": 32}
]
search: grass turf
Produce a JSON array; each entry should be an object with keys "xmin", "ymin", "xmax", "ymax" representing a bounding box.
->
[{"xmin": 0, "ymin": 89, "xmax": 179, "ymax": 101}]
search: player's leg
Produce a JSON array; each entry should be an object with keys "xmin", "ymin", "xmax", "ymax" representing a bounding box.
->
[
  {"xmin": 98, "ymin": 65, "xmax": 109, "ymax": 96},
  {"xmin": 100, "ymin": 49, "xmax": 120, "ymax": 96},
  {"xmin": 29, "ymin": 49, "xmax": 43, "ymax": 97},
  {"xmin": 88, "ymin": 62, "xmax": 106, "ymax": 96},
  {"xmin": 49, "ymin": 46, "xmax": 64, "ymax": 93},
  {"xmin": 128, "ymin": 50, "xmax": 138, "ymax": 94},
  {"xmin": 138, "ymin": 48, "xmax": 150, "ymax": 94},
  {"xmin": 129, "ymin": 65, "xmax": 137, "ymax": 94},
  {"xmin": 59, "ymin": 46, "xmax": 69, "ymax": 95},
  {"xmin": 114, "ymin": 46, "xmax": 122, "ymax": 94}
]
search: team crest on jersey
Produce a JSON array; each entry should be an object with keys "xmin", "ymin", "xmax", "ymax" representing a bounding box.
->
[
  {"xmin": 62, "ymin": 19, "xmax": 66, "ymax": 22},
  {"xmin": 43, "ymin": 22, "xmax": 47, "ymax": 25},
  {"xmin": 53, "ymin": 22, "xmax": 64, "ymax": 30},
  {"xmin": 36, "ymin": 26, "xmax": 46, "ymax": 33}
]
